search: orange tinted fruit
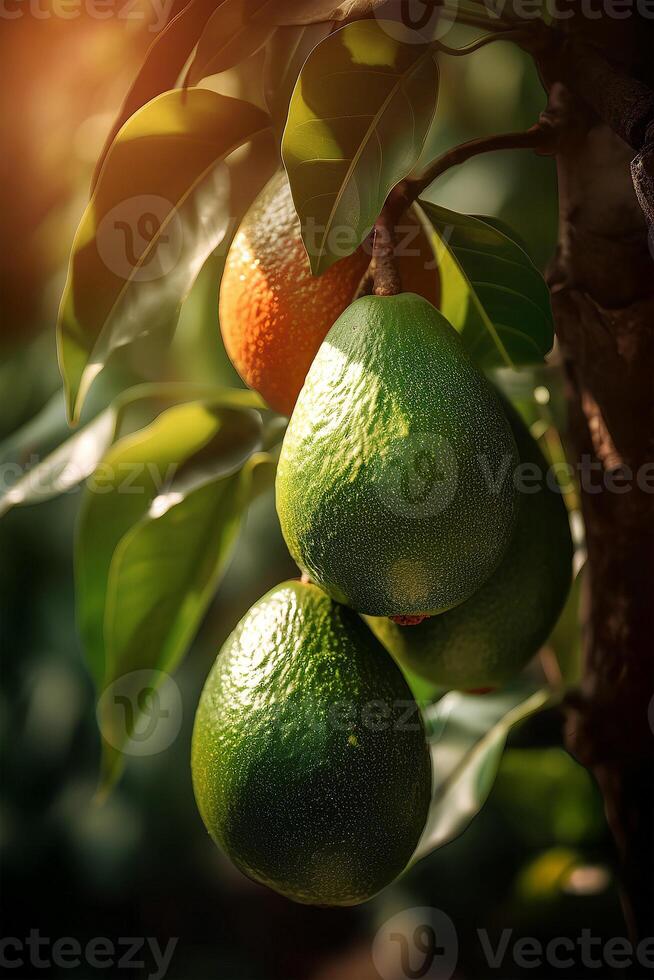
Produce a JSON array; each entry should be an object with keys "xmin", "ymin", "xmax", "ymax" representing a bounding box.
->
[{"xmin": 219, "ymin": 171, "xmax": 439, "ymax": 416}]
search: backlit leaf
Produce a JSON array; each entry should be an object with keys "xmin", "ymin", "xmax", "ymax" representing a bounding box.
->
[
  {"xmin": 0, "ymin": 382, "xmax": 239, "ymax": 516},
  {"xmin": 58, "ymin": 90, "xmax": 274, "ymax": 423},
  {"xmin": 264, "ymin": 22, "xmax": 333, "ymax": 134},
  {"xmin": 547, "ymin": 564, "xmax": 584, "ymax": 689},
  {"xmin": 91, "ymin": 0, "xmax": 219, "ymax": 190},
  {"xmin": 97, "ymin": 449, "xmax": 272, "ymax": 792},
  {"xmin": 282, "ymin": 19, "xmax": 439, "ymax": 274},
  {"xmin": 185, "ymin": 0, "xmax": 278, "ymax": 86},
  {"xmin": 417, "ymin": 201, "xmax": 554, "ymax": 369},
  {"xmin": 276, "ymin": 0, "xmax": 386, "ymax": 23},
  {"xmin": 76, "ymin": 392, "xmax": 263, "ymax": 686},
  {"xmin": 413, "ymin": 684, "xmax": 557, "ymax": 861},
  {"xmin": 0, "ymin": 405, "xmax": 116, "ymax": 517}
]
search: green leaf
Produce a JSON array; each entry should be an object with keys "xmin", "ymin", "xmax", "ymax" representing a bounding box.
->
[
  {"xmin": 282, "ymin": 19, "xmax": 439, "ymax": 274},
  {"xmin": 185, "ymin": 0, "xmax": 278, "ymax": 86},
  {"xmin": 0, "ymin": 390, "xmax": 68, "ymax": 464},
  {"xmin": 91, "ymin": 0, "xmax": 220, "ymax": 191},
  {"xmin": 0, "ymin": 404, "xmax": 116, "ymax": 518},
  {"xmin": 264, "ymin": 22, "xmax": 334, "ymax": 134},
  {"xmin": 0, "ymin": 382, "xmax": 257, "ymax": 517},
  {"xmin": 413, "ymin": 684, "xmax": 557, "ymax": 861},
  {"xmin": 58, "ymin": 89, "xmax": 274, "ymax": 423},
  {"xmin": 97, "ymin": 448, "xmax": 272, "ymax": 792},
  {"xmin": 104, "ymin": 449, "xmax": 267, "ymax": 683},
  {"xmin": 548, "ymin": 563, "xmax": 584, "ymax": 689},
  {"xmin": 417, "ymin": 201, "xmax": 554, "ymax": 369},
  {"xmin": 76, "ymin": 392, "xmax": 263, "ymax": 685},
  {"xmin": 471, "ymin": 214, "xmax": 531, "ymax": 255},
  {"xmin": 276, "ymin": 0, "xmax": 382, "ymax": 22}
]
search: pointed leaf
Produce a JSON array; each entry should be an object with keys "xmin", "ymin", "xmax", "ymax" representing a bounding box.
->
[
  {"xmin": 0, "ymin": 382, "xmax": 262, "ymax": 517},
  {"xmin": 104, "ymin": 449, "xmax": 267, "ymax": 683},
  {"xmin": 282, "ymin": 19, "xmax": 439, "ymax": 274},
  {"xmin": 275, "ymin": 0, "xmax": 386, "ymax": 23},
  {"xmin": 58, "ymin": 89, "xmax": 273, "ymax": 423},
  {"xmin": 0, "ymin": 390, "xmax": 69, "ymax": 465},
  {"xmin": 413, "ymin": 684, "xmax": 557, "ymax": 861},
  {"xmin": 264, "ymin": 22, "xmax": 333, "ymax": 134},
  {"xmin": 91, "ymin": 0, "xmax": 220, "ymax": 191},
  {"xmin": 471, "ymin": 213, "xmax": 530, "ymax": 254},
  {"xmin": 417, "ymin": 201, "xmax": 554, "ymax": 369},
  {"xmin": 185, "ymin": 0, "xmax": 278, "ymax": 87},
  {"xmin": 76, "ymin": 393, "xmax": 263, "ymax": 684},
  {"xmin": 98, "ymin": 450, "xmax": 269, "ymax": 792},
  {"xmin": 0, "ymin": 405, "xmax": 117, "ymax": 517},
  {"xmin": 548, "ymin": 563, "xmax": 584, "ymax": 689}
]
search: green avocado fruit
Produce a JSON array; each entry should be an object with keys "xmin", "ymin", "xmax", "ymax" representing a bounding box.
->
[
  {"xmin": 191, "ymin": 580, "xmax": 432, "ymax": 907},
  {"xmin": 276, "ymin": 293, "xmax": 519, "ymax": 617},
  {"xmin": 368, "ymin": 400, "xmax": 573, "ymax": 689}
]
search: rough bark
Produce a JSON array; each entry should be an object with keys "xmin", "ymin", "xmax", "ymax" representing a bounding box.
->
[{"xmin": 544, "ymin": 20, "xmax": 654, "ymax": 942}]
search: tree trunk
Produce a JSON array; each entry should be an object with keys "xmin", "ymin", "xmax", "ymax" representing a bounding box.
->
[{"xmin": 545, "ymin": 19, "xmax": 654, "ymax": 941}]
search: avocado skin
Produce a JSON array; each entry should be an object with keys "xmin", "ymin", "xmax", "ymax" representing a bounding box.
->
[
  {"xmin": 368, "ymin": 400, "xmax": 573, "ymax": 688},
  {"xmin": 191, "ymin": 581, "xmax": 432, "ymax": 907},
  {"xmin": 276, "ymin": 293, "xmax": 519, "ymax": 617}
]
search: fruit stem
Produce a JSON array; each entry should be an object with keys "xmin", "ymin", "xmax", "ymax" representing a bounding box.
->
[
  {"xmin": 360, "ymin": 97, "xmax": 560, "ymax": 300},
  {"xmin": 362, "ymin": 114, "xmax": 561, "ymax": 296},
  {"xmin": 371, "ymin": 208, "xmax": 402, "ymax": 297},
  {"xmin": 390, "ymin": 615, "xmax": 431, "ymax": 627}
]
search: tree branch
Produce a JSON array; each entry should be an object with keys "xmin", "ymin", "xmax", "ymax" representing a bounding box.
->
[
  {"xmin": 537, "ymin": 32, "xmax": 654, "ymax": 223},
  {"xmin": 546, "ymin": 37, "xmax": 654, "ymax": 152},
  {"xmin": 353, "ymin": 118, "xmax": 559, "ymax": 300},
  {"xmin": 401, "ymin": 116, "xmax": 559, "ymax": 209},
  {"xmin": 435, "ymin": 29, "xmax": 529, "ymax": 56}
]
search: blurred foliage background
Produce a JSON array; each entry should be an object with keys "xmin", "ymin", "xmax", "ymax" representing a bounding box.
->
[{"xmin": 0, "ymin": 10, "xmax": 628, "ymax": 979}]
